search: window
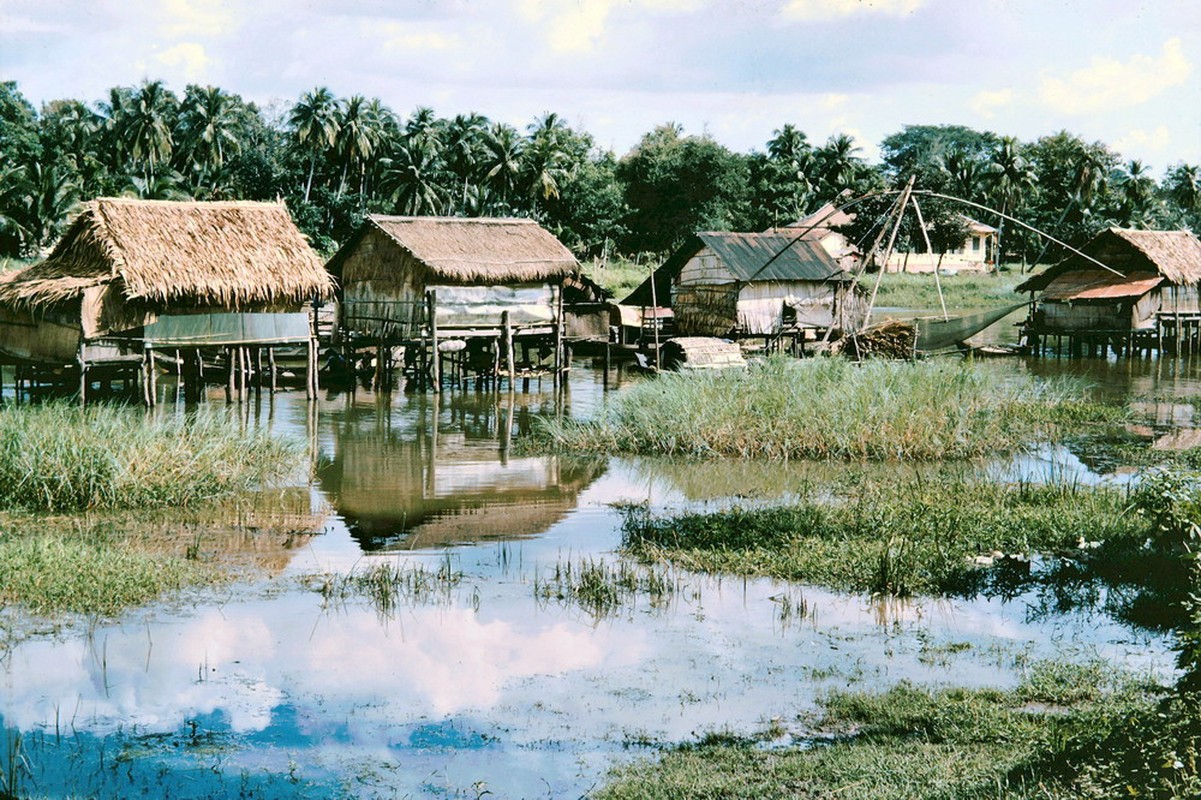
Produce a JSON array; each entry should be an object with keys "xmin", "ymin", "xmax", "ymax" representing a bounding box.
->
[{"xmin": 971, "ymin": 236, "xmax": 981, "ymax": 252}]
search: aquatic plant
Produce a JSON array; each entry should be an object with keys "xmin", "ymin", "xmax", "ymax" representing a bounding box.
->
[
  {"xmin": 533, "ymin": 556, "xmax": 677, "ymax": 619},
  {"xmin": 619, "ymin": 474, "xmax": 1140, "ymax": 597},
  {"xmin": 0, "ymin": 529, "xmax": 214, "ymax": 616},
  {"xmin": 0, "ymin": 403, "xmax": 300, "ymax": 512},
  {"xmin": 597, "ymin": 661, "xmax": 1199, "ymax": 800},
  {"xmin": 310, "ymin": 555, "xmax": 464, "ymax": 616},
  {"xmin": 538, "ymin": 358, "xmax": 1122, "ymax": 461}
]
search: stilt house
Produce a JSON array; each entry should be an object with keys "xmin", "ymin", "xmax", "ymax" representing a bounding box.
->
[
  {"xmin": 328, "ymin": 216, "xmax": 584, "ymax": 386},
  {"xmin": 0, "ymin": 198, "xmax": 333, "ymax": 401},
  {"xmin": 1017, "ymin": 228, "xmax": 1201, "ymax": 352},
  {"xmin": 622, "ymin": 231, "xmax": 865, "ymax": 339}
]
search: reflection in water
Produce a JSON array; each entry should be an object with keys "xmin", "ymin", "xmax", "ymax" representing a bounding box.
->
[
  {"xmin": 2, "ymin": 356, "xmax": 1197, "ymax": 798},
  {"xmin": 316, "ymin": 390, "xmax": 608, "ymax": 551}
]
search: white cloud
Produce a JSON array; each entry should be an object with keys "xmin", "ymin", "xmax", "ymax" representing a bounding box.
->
[
  {"xmin": 971, "ymin": 87, "xmax": 1015, "ymax": 119},
  {"xmin": 1114, "ymin": 126, "xmax": 1172, "ymax": 157},
  {"xmin": 379, "ymin": 23, "xmax": 460, "ymax": 53},
  {"xmin": 155, "ymin": 42, "xmax": 212, "ymax": 80},
  {"xmin": 157, "ymin": 0, "xmax": 237, "ymax": 38},
  {"xmin": 517, "ymin": 0, "xmax": 706, "ymax": 54},
  {"xmin": 821, "ymin": 93, "xmax": 849, "ymax": 111},
  {"xmin": 781, "ymin": 0, "xmax": 928, "ymax": 23},
  {"xmin": 1039, "ymin": 37, "xmax": 1191, "ymax": 115}
]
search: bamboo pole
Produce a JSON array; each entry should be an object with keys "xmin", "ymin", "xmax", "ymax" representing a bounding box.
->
[
  {"xmin": 78, "ymin": 343, "xmax": 88, "ymax": 406},
  {"xmin": 427, "ymin": 290, "xmax": 440, "ymax": 393},
  {"xmin": 553, "ymin": 284, "xmax": 564, "ymax": 388},
  {"xmin": 502, "ymin": 310, "xmax": 515, "ymax": 386}
]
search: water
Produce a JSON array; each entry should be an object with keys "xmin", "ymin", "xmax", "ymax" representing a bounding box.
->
[{"xmin": 1, "ymin": 355, "xmax": 1195, "ymax": 798}]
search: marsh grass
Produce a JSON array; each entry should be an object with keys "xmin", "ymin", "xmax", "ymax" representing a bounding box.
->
[
  {"xmin": 534, "ymin": 556, "xmax": 677, "ymax": 618},
  {"xmin": 311, "ymin": 556, "xmax": 464, "ymax": 616},
  {"xmin": 0, "ymin": 403, "xmax": 299, "ymax": 512},
  {"xmin": 872, "ymin": 270, "xmax": 1025, "ymax": 311},
  {"xmin": 598, "ymin": 661, "xmax": 1198, "ymax": 800},
  {"xmin": 581, "ymin": 257, "xmax": 653, "ymax": 299},
  {"xmin": 539, "ymin": 358, "xmax": 1122, "ymax": 461},
  {"xmin": 620, "ymin": 475, "xmax": 1141, "ymax": 597},
  {"xmin": 0, "ymin": 523, "xmax": 218, "ymax": 616}
]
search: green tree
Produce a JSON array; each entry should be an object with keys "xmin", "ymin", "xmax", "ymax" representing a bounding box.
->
[
  {"xmin": 616, "ymin": 123, "xmax": 750, "ymax": 254},
  {"xmin": 176, "ymin": 85, "xmax": 253, "ymax": 197},
  {"xmin": 480, "ymin": 122, "xmax": 525, "ymax": 213},
  {"xmin": 985, "ymin": 136, "xmax": 1037, "ymax": 266},
  {"xmin": 117, "ymin": 81, "xmax": 179, "ymax": 184},
  {"xmin": 288, "ymin": 87, "xmax": 341, "ymax": 202}
]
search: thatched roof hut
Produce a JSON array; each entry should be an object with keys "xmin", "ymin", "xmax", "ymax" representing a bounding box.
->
[
  {"xmin": 329, "ymin": 215, "xmax": 580, "ymax": 339},
  {"xmin": 0, "ymin": 198, "xmax": 332, "ymax": 363},
  {"xmin": 1016, "ymin": 229, "xmax": 1201, "ymax": 338}
]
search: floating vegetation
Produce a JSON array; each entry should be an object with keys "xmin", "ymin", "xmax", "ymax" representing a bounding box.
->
[
  {"xmin": 597, "ymin": 661, "xmax": 1199, "ymax": 800},
  {"xmin": 538, "ymin": 358, "xmax": 1122, "ymax": 461},
  {"xmin": 0, "ymin": 403, "xmax": 300, "ymax": 513},
  {"xmin": 618, "ymin": 475, "xmax": 1142, "ymax": 597},
  {"xmin": 309, "ymin": 555, "xmax": 465, "ymax": 617},
  {"xmin": 533, "ymin": 556, "xmax": 678, "ymax": 619}
]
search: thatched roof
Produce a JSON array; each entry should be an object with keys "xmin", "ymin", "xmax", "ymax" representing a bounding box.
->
[
  {"xmin": 0, "ymin": 198, "xmax": 332, "ymax": 309},
  {"xmin": 331, "ymin": 215, "xmax": 579, "ymax": 286},
  {"xmin": 1016, "ymin": 228, "xmax": 1201, "ymax": 294}
]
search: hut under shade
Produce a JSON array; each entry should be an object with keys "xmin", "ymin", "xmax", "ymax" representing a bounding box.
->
[
  {"xmin": 328, "ymin": 215, "xmax": 583, "ymax": 388},
  {"xmin": 1017, "ymin": 228, "xmax": 1201, "ymax": 356},
  {"xmin": 0, "ymin": 198, "xmax": 333, "ymax": 403}
]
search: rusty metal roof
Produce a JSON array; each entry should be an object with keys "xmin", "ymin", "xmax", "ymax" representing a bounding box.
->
[
  {"xmin": 695, "ymin": 231, "xmax": 848, "ymax": 282},
  {"xmin": 1041, "ymin": 270, "xmax": 1162, "ymax": 301}
]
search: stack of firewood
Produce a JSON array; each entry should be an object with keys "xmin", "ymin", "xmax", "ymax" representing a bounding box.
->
[{"xmin": 833, "ymin": 320, "xmax": 917, "ymax": 360}]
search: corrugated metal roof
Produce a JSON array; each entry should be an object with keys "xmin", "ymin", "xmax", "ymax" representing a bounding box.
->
[
  {"xmin": 1041, "ymin": 270, "xmax": 1162, "ymax": 301},
  {"xmin": 696, "ymin": 232, "xmax": 848, "ymax": 282},
  {"xmin": 1016, "ymin": 228, "xmax": 1201, "ymax": 293}
]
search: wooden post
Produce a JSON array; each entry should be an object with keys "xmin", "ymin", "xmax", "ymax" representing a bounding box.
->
[
  {"xmin": 78, "ymin": 343, "xmax": 88, "ymax": 406},
  {"xmin": 427, "ymin": 290, "xmax": 440, "ymax": 393},
  {"xmin": 148, "ymin": 348, "xmax": 157, "ymax": 406},
  {"xmin": 553, "ymin": 284, "xmax": 564, "ymax": 389},
  {"xmin": 502, "ymin": 310, "xmax": 515, "ymax": 387},
  {"xmin": 268, "ymin": 347, "xmax": 277, "ymax": 393}
]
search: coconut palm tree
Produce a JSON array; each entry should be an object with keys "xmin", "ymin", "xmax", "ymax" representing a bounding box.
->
[
  {"xmin": 1166, "ymin": 163, "xmax": 1201, "ymax": 213},
  {"xmin": 985, "ymin": 137, "xmax": 1036, "ymax": 266},
  {"xmin": 119, "ymin": 81, "xmax": 178, "ymax": 185},
  {"xmin": 1113, "ymin": 160, "xmax": 1158, "ymax": 227},
  {"xmin": 334, "ymin": 95, "xmax": 384, "ymax": 199},
  {"xmin": 20, "ymin": 162, "xmax": 81, "ymax": 251},
  {"xmin": 379, "ymin": 137, "xmax": 446, "ymax": 215},
  {"xmin": 480, "ymin": 123, "xmax": 524, "ymax": 213},
  {"xmin": 177, "ymin": 85, "xmax": 247, "ymax": 197},
  {"xmin": 443, "ymin": 113, "xmax": 489, "ymax": 213},
  {"xmin": 814, "ymin": 133, "xmax": 862, "ymax": 198},
  {"xmin": 524, "ymin": 113, "xmax": 573, "ymax": 205},
  {"xmin": 288, "ymin": 87, "xmax": 340, "ymax": 202}
]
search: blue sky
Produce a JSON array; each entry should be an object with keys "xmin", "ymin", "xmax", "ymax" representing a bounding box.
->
[{"xmin": 2, "ymin": 0, "xmax": 1198, "ymax": 171}]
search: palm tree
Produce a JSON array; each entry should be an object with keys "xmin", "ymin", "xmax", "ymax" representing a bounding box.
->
[
  {"xmin": 1167, "ymin": 163, "xmax": 1201, "ymax": 213},
  {"xmin": 1113, "ymin": 160, "xmax": 1158, "ymax": 227},
  {"xmin": 814, "ymin": 133, "xmax": 861, "ymax": 197},
  {"xmin": 986, "ymin": 137, "xmax": 1036, "ymax": 266},
  {"xmin": 480, "ymin": 123, "xmax": 524, "ymax": 213},
  {"xmin": 524, "ymin": 112, "xmax": 572, "ymax": 205},
  {"xmin": 767, "ymin": 124, "xmax": 810, "ymax": 168},
  {"xmin": 334, "ymin": 95, "xmax": 383, "ymax": 199},
  {"xmin": 20, "ymin": 163, "xmax": 81, "ymax": 251},
  {"xmin": 939, "ymin": 149, "xmax": 982, "ymax": 203},
  {"xmin": 443, "ymin": 113, "xmax": 489, "ymax": 213},
  {"xmin": 288, "ymin": 87, "xmax": 340, "ymax": 202},
  {"xmin": 379, "ymin": 138, "xmax": 446, "ymax": 215},
  {"xmin": 119, "ymin": 81, "xmax": 178, "ymax": 185},
  {"xmin": 178, "ymin": 85, "xmax": 246, "ymax": 196}
]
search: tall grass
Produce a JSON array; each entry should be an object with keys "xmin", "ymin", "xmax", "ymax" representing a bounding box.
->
[
  {"xmin": 620, "ymin": 475, "xmax": 1141, "ymax": 596},
  {"xmin": 0, "ymin": 532, "xmax": 214, "ymax": 616},
  {"xmin": 580, "ymin": 257, "xmax": 654, "ymax": 299},
  {"xmin": 872, "ymin": 270, "xmax": 1025, "ymax": 310},
  {"xmin": 541, "ymin": 358, "xmax": 1121, "ymax": 461},
  {"xmin": 0, "ymin": 403, "xmax": 299, "ymax": 512}
]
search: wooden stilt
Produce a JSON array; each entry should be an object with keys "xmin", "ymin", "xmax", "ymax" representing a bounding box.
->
[{"xmin": 428, "ymin": 290, "xmax": 440, "ymax": 393}]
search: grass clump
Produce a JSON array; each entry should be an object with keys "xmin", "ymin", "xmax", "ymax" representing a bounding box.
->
[
  {"xmin": 540, "ymin": 358, "xmax": 1121, "ymax": 461},
  {"xmin": 534, "ymin": 556, "xmax": 677, "ymax": 618},
  {"xmin": 0, "ymin": 403, "xmax": 299, "ymax": 512},
  {"xmin": 580, "ymin": 257, "xmax": 653, "ymax": 299},
  {"xmin": 620, "ymin": 475, "xmax": 1139, "ymax": 596},
  {"xmin": 598, "ymin": 661, "xmax": 1199, "ymax": 800},
  {"xmin": 309, "ymin": 556, "xmax": 464, "ymax": 617},
  {"xmin": 872, "ymin": 270, "xmax": 1025, "ymax": 310},
  {"xmin": 0, "ymin": 528, "xmax": 215, "ymax": 616}
]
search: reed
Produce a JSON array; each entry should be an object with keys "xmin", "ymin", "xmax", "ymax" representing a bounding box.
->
[
  {"xmin": 0, "ymin": 403, "xmax": 299, "ymax": 512},
  {"xmin": 534, "ymin": 556, "xmax": 677, "ymax": 618},
  {"xmin": 539, "ymin": 358, "xmax": 1121, "ymax": 461},
  {"xmin": 620, "ymin": 474, "xmax": 1140, "ymax": 597},
  {"xmin": 310, "ymin": 555, "xmax": 464, "ymax": 616}
]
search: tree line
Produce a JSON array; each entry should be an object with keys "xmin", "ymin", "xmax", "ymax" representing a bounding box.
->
[{"xmin": 1, "ymin": 79, "xmax": 1199, "ymax": 266}]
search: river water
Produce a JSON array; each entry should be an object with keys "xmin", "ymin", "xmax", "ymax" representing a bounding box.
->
[{"xmin": 2, "ymin": 353, "xmax": 1197, "ymax": 798}]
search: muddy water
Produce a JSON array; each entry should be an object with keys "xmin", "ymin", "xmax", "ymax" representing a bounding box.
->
[{"xmin": 1, "ymin": 355, "xmax": 1197, "ymax": 798}]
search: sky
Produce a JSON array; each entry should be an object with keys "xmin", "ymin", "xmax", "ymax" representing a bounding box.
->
[{"xmin": 2, "ymin": 0, "xmax": 1199, "ymax": 171}]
